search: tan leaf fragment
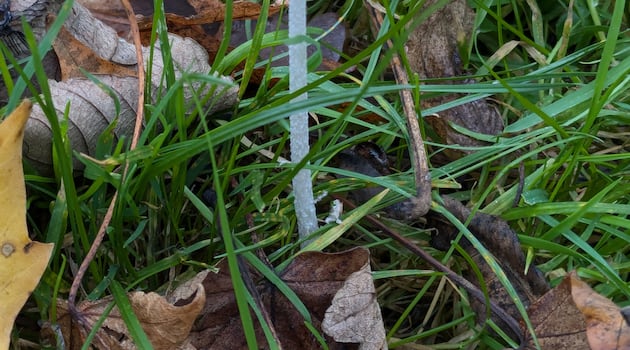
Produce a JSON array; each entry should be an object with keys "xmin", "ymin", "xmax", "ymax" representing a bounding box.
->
[
  {"xmin": 322, "ymin": 260, "xmax": 388, "ymax": 350},
  {"xmin": 570, "ymin": 271, "xmax": 630, "ymax": 350},
  {"xmin": 181, "ymin": 247, "xmax": 371, "ymax": 349},
  {"xmin": 405, "ymin": 0, "xmax": 504, "ymax": 158},
  {"xmin": 52, "ymin": 23, "xmax": 137, "ymax": 81},
  {"xmin": 524, "ymin": 272, "xmax": 589, "ymax": 349},
  {"xmin": 0, "ymin": 100, "xmax": 54, "ymax": 350},
  {"xmin": 54, "ymin": 284, "xmax": 205, "ymax": 350}
]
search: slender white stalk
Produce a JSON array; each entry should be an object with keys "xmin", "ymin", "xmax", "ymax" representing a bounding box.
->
[{"xmin": 289, "ymin": 0, "xmax": 318, "ymax": 245}]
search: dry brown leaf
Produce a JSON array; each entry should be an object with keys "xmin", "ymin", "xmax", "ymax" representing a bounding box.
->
[
  {"xmin": 524, "ymin": 271, "xmax": 630, "ymax": 350},
  {"xmin": 135, "ymin": 0, "xmax": 283, "ymax": 30},
  {"xmin": 175, "ymin": 247, "xmax": 375, "ymax": 349},
  {"xmin": 524, "ymin": 272, "xmax": 589, "ymax": 349},
  {"xmin": 405, "ymin": 0, "xmax": 504, "ymax": 157},
  {"xmin": 322, "ymin": 260, "xmax": 387, "ymax": 350},
  {"xmin": 428, "ymin": 196, "xmax": 549, "ymax": 338},
  {"xmin": 570, "ymin": 272, "xmax": 630, "ymax": 350},
  {"xmin": 0, "ymin": 100, "xmax": 54, "ymax": 349},
  {"xmin": 52, "ymin": 23, "xmax": 137, "ymax": 80},
  {"xmin": 53, "ymin": 285, "xmax": 205, "ymax": 350}
]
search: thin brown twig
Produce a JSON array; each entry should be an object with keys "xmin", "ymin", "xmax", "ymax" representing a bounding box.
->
[
  {"xmin": 68, "ymin": 0, "xmax": 145, "ymax": 328},
  {"xmin": 366, "ymin": 2, "xmax": 432, "ymax": 219}
]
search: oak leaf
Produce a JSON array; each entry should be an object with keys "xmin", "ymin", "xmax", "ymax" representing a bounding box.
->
[
  {"xmin": 53, "ymin": 285, "xmax": 205, "ymax": 350},
  {"xmin": 0, "ymin": 100, "xmax": 54, "ymax": 349}
]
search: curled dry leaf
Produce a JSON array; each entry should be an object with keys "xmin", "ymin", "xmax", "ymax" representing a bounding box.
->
[
  {"xmin": 145, "ymin": 0, "xmax": 283, "ymax": 26},
  {"xmin": 17, "ymin": 1, "xmax": 238, "ymax": 175},
  {"xmin": 0, "ymin": 100, "xmax": 54, "ymax": 349},
  {"xmin": 51, "ymin": 284, "xmax": 205, "ymax": 350},
  {"xmin": 405, "ymin": 0, "xmax": 504, "ymax": 157},
  {"xmin": 428, "ymin": 196, "xmax": 549, "ymax": 338},
  {"xmin": 52, "ymin": 23, "xmax": 137, "ymax": 81},
  {"xmin": 172, "ymin": 247, "xmax": 375, "ymax": 349},
  {"xmin": 322, "ymin": 259, "xmax": 387, "ymax": 350},
  {"xmin": 570, "ymin": 271, "xmax": 630, "ymax": 350},
  {"xmin": 524, "ymin": 271, "xmax": 630, "ymax": 350},
  {"xmin": 524, "ymin": 272, "xmax": 589, "ymax": 349}
]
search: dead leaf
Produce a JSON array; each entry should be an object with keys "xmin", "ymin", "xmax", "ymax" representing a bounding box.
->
[
  {"xmin": 405, "ymin": 0, "xmax": 504, "ymax": 157},
  {"xmin": 52, "ymin": 22, "xmax": 137, "ymax": 80},
  {"xmin": 322, "ymin": 259, "xmax": 387, "ymax": 350},
  {"xmin": 570, "ymin": 272, "xmax": 630, "ymax": 350},
  {"xmin": 136, "ymin": 0, "xmax": 284, "ymax": 28},
  {"xmin": 175, "ymin": 247, "xmax": 381, "ymax": 349},
  {"xmin": 230, "ymin": 12, "xmax": 346, "ymax": 69},
  {"xmin": 0, "ymin": 100, "xmax": 54, "ymax": 349},
  {"xmin": 524, "ymin": 271, "xmax": 630, "ymax": 350},
  {"xmin": 11, "ymin": 1, "xmax": 239, "ymax": 176},
  {"xmin": 52, "ymin": 284, "xmax": 205, "ymax": 350},
  {"xmin": 524, "ymin": 272, "xmax": 589, "ymax": 349},
  {"xmin": 428, "ymin": 196, "xmax": 549, "ymax": 337}
]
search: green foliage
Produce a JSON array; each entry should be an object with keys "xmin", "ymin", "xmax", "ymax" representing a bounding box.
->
[{"xmin": 2, "ymin": 0, "xmax": 628, "ymax": 348}]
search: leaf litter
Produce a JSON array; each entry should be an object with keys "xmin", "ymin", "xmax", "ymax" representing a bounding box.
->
[{"xmin": 2, "ymin": 0, "xmax": 628, "ymax": 349}]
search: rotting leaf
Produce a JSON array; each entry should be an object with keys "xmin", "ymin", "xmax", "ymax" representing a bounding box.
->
[
  {"xmin": 134, "ymin": 0, "xmax": 283, "ymax": 30},
  {"xmin": 52, "ymin": 21, "xmax": 137, "ymax": 81},
  {"xmin": 174, "ymin": 247, "xmax": 380, "ymax": 349},
  {"xmin": 429, "ymin": 196, "xmax": 549, "ymax": 335},
  {"xmin": 405, "ymin": 0, "xmax": 504, "ymax": 157},
  {"xmin": 51, "ymin": 285, "xmax": 205, "ymax": 350},
  {"xmin": 0, "ymin": 100, "xmax": 54, "ymax": 349},
  {"xmin": 11, "ymin": 0, "xmax": 239, "ymax": 176},
  {"xmin": 570, "ymin": 271, "xmax": 630, "ymax": 350},
  {"xmin": 229, "ymin": 12, "xmax": 346, "ymax": 70},
  {"xmin": 322, "ymin": 259, "xmax": 387, "ymax": 350},
  {"xmin": 524, "ymin": 272, "xmax": 589, "ymax": 349}
]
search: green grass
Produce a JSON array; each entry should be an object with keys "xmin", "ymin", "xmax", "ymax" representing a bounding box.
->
[{"xmin": 2, "ymin": 0, "xmax": 629, "ymax": 348}]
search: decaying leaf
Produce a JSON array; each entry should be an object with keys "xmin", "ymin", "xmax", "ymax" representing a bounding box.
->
[
  {"xmin": 322, "ymin": 259, "xmax": 387, "ymax": 350},
  {"xmin": 570, "ymin": 272, "xmax": 630, "ymax": 350},
  {"xmin": 5, "ymin": 1, "xmax": 239, "ymax": 175},
  {"xmin": 52, "ymin": 285, "xmax": 205, "ymax": 350},
  {"xmin": 173, "ymin": 247, "xmax": 384, "ymax": 349},
  {"xmin": 0, "ymin": 100, "xmax": 54, "ymax": 349},
  {"xmin": 52, "ymin": 20, "xmax": 137, "ymax": 81},
  {"xmin": 405, "ymin": 0, "xmax": 504, "ymax": 157},
  {"xmin": 524, "ymin": 272, "xmax": 589, "ymax": 349},
  {"xmin": 429, "ymin": 196, "xmax": 549, "ymax": 335},
  {"xmin": 229, "ymin": 12, "xmax": 347, "ymax": 70},
  {"xmin": 524, "ymin": 271, "xmax": 630, "ymax": 350}
]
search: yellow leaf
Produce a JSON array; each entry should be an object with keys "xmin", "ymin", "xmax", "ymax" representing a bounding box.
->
[{"xmin": 0, "ymin": 100, "xmax": 54, "ymax": 349}]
